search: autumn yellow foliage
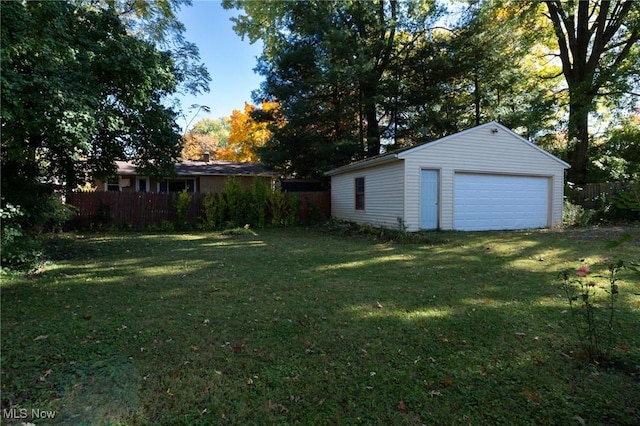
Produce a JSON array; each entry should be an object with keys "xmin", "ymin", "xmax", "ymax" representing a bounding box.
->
[
  {"xmin": 220, "ymin": 101, "xmax": 279, "ymax": 162},
  {"xmin": 182, "ymin": 132, "xmax": 221, "ymax": 161},
  {"xmin": 182, "ymin": 102, "xmax": 280, "ymax": 162}
]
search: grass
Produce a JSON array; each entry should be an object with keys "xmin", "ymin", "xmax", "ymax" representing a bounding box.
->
[{"xmin": 1, "ymin": 226, "xmax": 639, "ymax": 425}]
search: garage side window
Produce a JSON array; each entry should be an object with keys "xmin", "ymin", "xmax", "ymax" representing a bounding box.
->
[{"xmin": 355, "ymin": 177, "xmax": 365, "ymax": 210}]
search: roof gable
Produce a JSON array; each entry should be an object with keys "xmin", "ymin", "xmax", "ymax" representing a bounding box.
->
[
  {"xmin": 325, "ymin": 121, "xmax": 569, "ymax": 176},
  {"xmin": 396, "ymin": 122, "xmax": 569, "ymax": 168}
]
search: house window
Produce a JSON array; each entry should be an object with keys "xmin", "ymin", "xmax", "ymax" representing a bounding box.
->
[
  {"xmin": 138, "ymin": 178, "xmax": 148, "ymax": 193},
  {"xmin": 159, "ymin": 179, "xmax": 195, "ymax": 193},
  {"xmin": 355, "ymin": 177, "xmax": 365, "ymax": 210},
  {"xmin": 106, "ymin": 180, "xmax": 120, "ymax": 192}
]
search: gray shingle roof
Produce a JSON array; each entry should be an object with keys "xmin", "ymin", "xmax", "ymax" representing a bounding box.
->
[{"xmin": 116, "ymin": 160, "xmax": 276, "ymax": 177}]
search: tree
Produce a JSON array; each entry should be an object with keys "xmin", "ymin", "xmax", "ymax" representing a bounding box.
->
[
  {"xmin": 223, "ymin": 102, "xmax": 277, "ymax": 162},
  {"xmin": 395, "ymin": 2, "xmax": 563, "ymax": 145},
  {"xmin": 1, "ymin": 1, "xmax": 184, "ymax": 225},
  {"xmin": 252, "ymin": 21, "xmax": 364, "ymax": 177},
  {"xmin": 226, "ymin": 0, "xmax": 638, "ymax": 181},
  {"xmin": 182, "ymin": 117, "xmax": 231, "ymax": 160},
  {"xmin": 591, "ymin": 111, "xmax": 640, "ymax": 181},
  {"xmin": 544, "ymin": 0, "xmax": 640, "ymax": 183},
  {"xmin": 80, "ymin": 0, "xmax": 211, "ymax": 98},
  {"xmin": 224, "ymin": 0, "xmax": 442, "ymax": 177}
]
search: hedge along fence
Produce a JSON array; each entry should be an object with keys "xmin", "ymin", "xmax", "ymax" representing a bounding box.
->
[{"xmin": 68, "ymin": 182, "xmax": 330, "ymax": 230}]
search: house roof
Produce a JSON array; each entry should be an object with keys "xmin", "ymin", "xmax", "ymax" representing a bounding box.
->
[
  {"xmin": 116, "ymin": 160, "xmax": 277, "ymax": 177},
  {"xmin": 324, "ymin": 121, "xmax": 570, "ymax": 176}
]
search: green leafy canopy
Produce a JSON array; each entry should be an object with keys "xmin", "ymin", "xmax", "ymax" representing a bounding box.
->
[{"xmin": 1, "ymin": 1, "xmax": 196, "ymax": 225}]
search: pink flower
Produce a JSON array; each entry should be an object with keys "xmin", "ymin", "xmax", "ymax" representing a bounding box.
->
[{"xmin": 577, "ymin": 265, "xmax": 590, "ymax": 278}]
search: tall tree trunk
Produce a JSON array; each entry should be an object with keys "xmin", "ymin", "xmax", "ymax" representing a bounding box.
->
[
  {"xmin": 544, "ymin": 0, "xmax": 639, "ymax": 184},
  {"xmin": 566, "ymin": 93, "xmax": 591, "ymax": 184},
  {"xmin": 473, "ymin": 70, "xmax": 481, "ymax": 126},
  {"xmin": 361, "ymin": 82, "xmax": 381, "ymax": 156},
  {"xmin": 364, "ymin": 100, "xmax": 381, "ymax": 156},
  {"xmin": 358, "ymin": 87, "xmax": 365, "ymax": 156}
]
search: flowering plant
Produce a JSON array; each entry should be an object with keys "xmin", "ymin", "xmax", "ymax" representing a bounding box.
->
[{"xmin": 559, "ymin": 260, "xmax": 624, "ymax": 361}]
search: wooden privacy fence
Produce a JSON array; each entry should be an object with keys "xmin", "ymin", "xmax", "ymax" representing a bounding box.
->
[
  {"xmin": 568, "ymin": 182, "xmax": 631, "ymax": 208},
  {"xmin": 296, "ymin": 191, "xmax": 331, "ymax": 222},
  {"xmin": 68, "ymin": 191, "xmax": 330, "ymax": 229}
]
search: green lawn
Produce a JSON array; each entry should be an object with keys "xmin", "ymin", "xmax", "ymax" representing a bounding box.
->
[{"xmin": 1, "ymin": 226, "xmax": 639, "ymax": 425}]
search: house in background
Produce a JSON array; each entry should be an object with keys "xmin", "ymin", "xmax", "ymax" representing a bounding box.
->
[
  {"xmin": 94, "ymin": 155, "xmax": 277, "ymax": 193},
  {"xmin": 325, "ymin": 122, "xmax": 570, "ymax": 232}
]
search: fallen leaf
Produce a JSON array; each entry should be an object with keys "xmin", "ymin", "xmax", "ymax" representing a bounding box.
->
[
  {"xmin": 522, "ymin": 389, "xmax": 539, "ymax": 404},
  {"xmin": 33, "ymin": 335, "xmax": 49, "ymax": 341},
  {"xmin": 441, "ymin": 375, "xmax": 453, "ymax": 387},
  {"xmin": 375, "ymin": 301, "xmax": 383, "ymax": 309},
  {"xmin": 398, "ymin": 400, "xmax": 407, "ymax": 413}
]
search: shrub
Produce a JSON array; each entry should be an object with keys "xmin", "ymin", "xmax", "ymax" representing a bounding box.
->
[
  {"xmin": 285, "ymin": 194, "xmax": 300, "ymax": 226},
  {"xmin": 202, "ymin": 193, "xmax": 220, "ymax": 231},
  {"xmin": 175, "ymin": 190, "xmax": 193, "ymax": 230},
  {"xmin": 268, "ymin": 189, "xmax": 288, "ymax": 226},
  {"xmin": 1, "ymin": 202, "xmax": 42, "ymax": 271},
  {"xmin": 249, "ymin": 179, "xmax": 269, "ymax": 228},
  {"xmin": 36, "ymin": 194, "xmax": 77, "ymax": 233},
  {"xmin": 563, "ymin": 200, "xmax": 593, "ymax": 227},
  {"xmin": 202, "ymin": 180, "xmax": 300, "ymax": 230},
  {"xmin": 224, "ymin": 178, "xmax": 249, "ymax": 228},
  {"xmin": 611, "ymin": 182, "xmax": 640, "ymax": 220}
]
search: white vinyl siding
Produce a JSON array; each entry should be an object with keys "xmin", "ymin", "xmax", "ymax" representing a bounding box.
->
[
  {"xmin": 331, "ymin": 161, "xmax": 404, "ymax": 229},
  {"xmin": 400, "ymin": 125, "xmax": 565, "ymax": 231},
  {"xmin": 327, "ymin": 122, "xmax": 568, "ymax": 232}
]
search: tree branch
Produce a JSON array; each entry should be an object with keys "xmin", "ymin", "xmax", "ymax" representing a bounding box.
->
[
  {"xmin": 545, "ymin": 1, "xmax": 575, "ymax": 84},
  {"xmin": 542, "ymin": 70, "xmax": 565, "ymax": 79}
]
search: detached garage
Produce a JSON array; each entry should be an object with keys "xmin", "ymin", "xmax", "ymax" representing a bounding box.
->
[{"xmin": 325, "ymin": 122, "xmax": 570, "ymax": 232}]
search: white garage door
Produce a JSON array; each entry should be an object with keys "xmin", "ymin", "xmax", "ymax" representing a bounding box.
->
[{"xmin": 454, "ymin": 173, "xmax": 548, "ymax": 231}]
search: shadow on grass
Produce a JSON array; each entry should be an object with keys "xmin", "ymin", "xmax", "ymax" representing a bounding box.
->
[{"xmin": 1, "ymin": 228, "xmax": 638, "ymax": 424}]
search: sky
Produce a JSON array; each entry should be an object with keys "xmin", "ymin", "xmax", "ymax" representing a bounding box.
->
[{"xmin": 174, "ymin": 1, "xmax": 264, "ymax": 130}]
